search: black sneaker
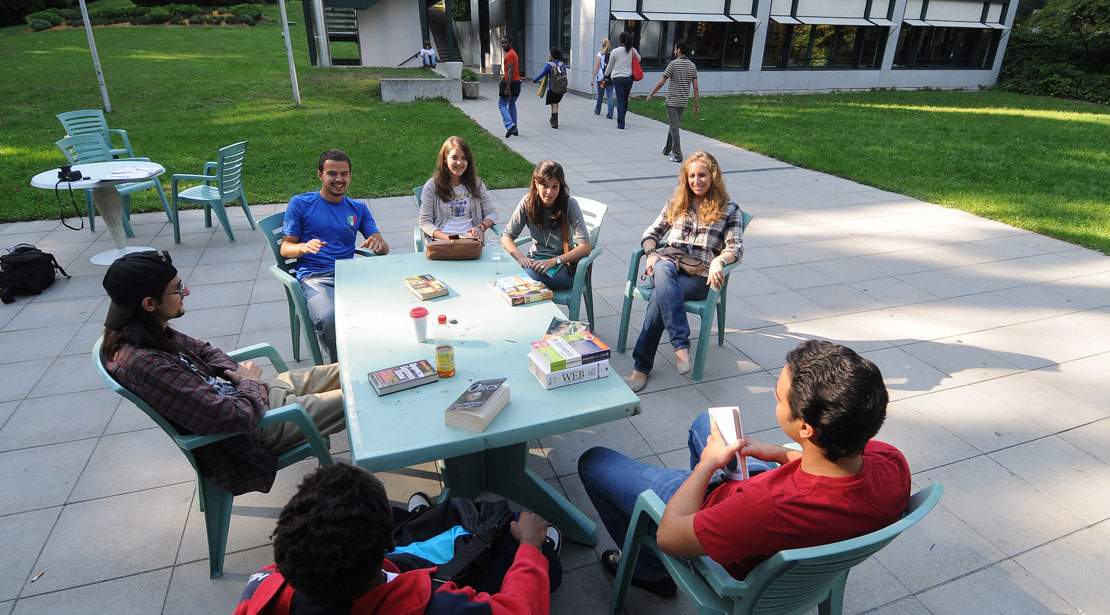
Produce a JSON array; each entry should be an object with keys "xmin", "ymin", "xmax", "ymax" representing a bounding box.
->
[
  {"xmin": 505, "ymin": 125, "xmax": 516, "ymax": 138},
  {"xmin": 513, "ymin": 128, "xmax": 520, "ymax": 136},
  {"xmin": 545, "ymin": 525, "xmax": 562, "ymax": 555},
  {"xmin": 600, "ymin": 549, "xmax": 676, "ymax": 599}
]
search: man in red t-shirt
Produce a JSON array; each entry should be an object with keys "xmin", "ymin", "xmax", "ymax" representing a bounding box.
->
[
  {"xmin": 498, "ymin": 35, "xmax": 522, "ymax": 138},
  {"xmin": 579, "ymin": 340, "xmax": 910, "ymax": 598}
]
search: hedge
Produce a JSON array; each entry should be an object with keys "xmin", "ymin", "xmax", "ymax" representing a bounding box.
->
[
  {"xmin": 24, "ymin": 3, "xmax": 265, "ymax": 29},
  {"xmin": 996, "ymin": 27, "xmax": 1110, "ymax": 105}
]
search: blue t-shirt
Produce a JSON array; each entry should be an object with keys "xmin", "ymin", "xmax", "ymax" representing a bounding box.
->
[{"xmin": 282, "ymin": 192, "xmax": 380, "ymax": 279}]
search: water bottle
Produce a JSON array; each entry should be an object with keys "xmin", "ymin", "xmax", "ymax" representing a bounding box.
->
[{"xmin": 435, "ymin": 314, "xmax": 455, "ymax": 378}]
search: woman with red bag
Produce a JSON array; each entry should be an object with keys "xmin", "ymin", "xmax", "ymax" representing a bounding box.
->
[{"xmin": 603, "ymin": 31, "xmax": 641, "ymax": 130}]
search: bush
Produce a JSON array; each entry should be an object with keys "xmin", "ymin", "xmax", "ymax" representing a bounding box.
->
[
  {"xmin": 28, "ymin": 18, "xmax": 52, "ymax": 30},
  {"xmin": 1, "ymin": 0, "xmax": 76, "ymax": 28},
  {"xmin": 141, "ymin": 7, "xmax": 171, "ymax": 23},
  {"xmin": 25, "ymin": 9, "xmax": 63, "ymax": 26},
  {"xmin": 88, "ymin": 6, "xmax": 145, "ymax": 20},
  {"xmin": 996, "ymin": 26, "xmax": 1110, "ymax": 104},
  {"xmin": 226, "ymin": 13, "xmax": 255, "ymax": 25},
  {"xmin": 163, "ymin": 3, "xmax": 203, "ymax": 18},
  {"xmin": 229, "ymin": 3, "xmax": 262, "ymax": 19},
  {"xmin": 461, "ymin": 67, "xmax": 478, "ymax": 82}
]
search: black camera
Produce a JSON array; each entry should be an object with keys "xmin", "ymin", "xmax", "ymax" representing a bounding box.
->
[{"xmin": 58, "ymin": 165, "xmax": 83, "ymax": 182}]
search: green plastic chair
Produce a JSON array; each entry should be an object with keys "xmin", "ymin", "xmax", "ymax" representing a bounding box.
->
[
  {"xmin": 258, "ymin": 212, "xmax": 326, "ymax": 365},
  {"xmin": 412, "ymin": 183, "xmax": 504, "ymax": 253},
  {"xmin": 615, "ymin": 210, "xmax": 753, "ymax": 381},
  {"xmin": 258, "ymin": 212, "xmax": 377, "ymax": 365},
  {"xmin": 92, "ymin": 337, "xmax": 334, "ymax": 578},
  {"xmin": 55, "ymin": 134, "xmax": 173, "ymax": 236},
  {"xmin": 171, "ymin": 141, "xmax": 254, "ymax": 243},
  {"xmin": 609, "ymin": 483, "xmax": 944, "ymax": 615},
  {"xmin": 57, "ymin": 109, "xmax": 134, "ymax": 159}
]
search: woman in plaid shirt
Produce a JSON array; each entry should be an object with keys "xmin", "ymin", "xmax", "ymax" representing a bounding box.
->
[{"xmin": 627, "ymin": 151, "xmax": 743, "ymax": 392}]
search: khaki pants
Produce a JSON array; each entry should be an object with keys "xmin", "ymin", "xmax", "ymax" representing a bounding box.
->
[{"xmin": 255, "ymin": 363, "xmax": 346, "ymax": 454}]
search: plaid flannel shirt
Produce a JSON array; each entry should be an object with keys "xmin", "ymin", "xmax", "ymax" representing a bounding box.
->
[
  {"xmin": 108, "ymin": 331, "xmax": 278, "ymax": 496},
  {"xmin": 642, "ymin": 200, "xmax": 744, "ymax": 271}
]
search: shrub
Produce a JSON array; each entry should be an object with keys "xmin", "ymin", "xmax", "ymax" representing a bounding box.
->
[
  {"xmin": 226, "ymin": 13, "xmax": 255, "ymax": 25},
  {"xmin": 29, "ymin": 18, "xmax": 53, "ymax": 31},
  {"xmin": 143, "ymin": 7, "xmax": 171, "ymax": 23},
  {"xmin": 25, "ymin": 9, "xmax": 63, "ymax": 26},
  {"xmin": 89, "ymin": 6, "xmax": 145, "ymax": 19},
  {"xmin": 163, "ymin": 3, "xmax": 203, "ymax": 18},
  {"xmin": 1, "ymin": 0, "xmax": 76, "ymax": 28},
  {"xmin": 461, "ymin": 67, "xmax": 478, "ymax": 82},
  {"xmin": 996, "ymin": 26, "xmax": 1110, "ymax": 104},
  {"xmin": 229, "ymin": 3, "xmax": 262, "ymax": 19}
]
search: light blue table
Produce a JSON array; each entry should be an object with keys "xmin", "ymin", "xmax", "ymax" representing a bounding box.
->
[{"xmin": 335, "ymin": 250, "xmax": 640, "ymax": 544}]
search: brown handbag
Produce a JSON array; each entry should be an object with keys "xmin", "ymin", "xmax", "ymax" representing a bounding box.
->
[
  {"xmin": 425, "ymin": 235, "xmax": 483, "ymax": 260},
  {"xmin": 657, "ymin": 246, "xmax": 706, "ymax": 276}
]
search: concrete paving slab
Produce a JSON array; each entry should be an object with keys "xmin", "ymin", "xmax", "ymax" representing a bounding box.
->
[
  {"xmin": 164, "ymin": 546, "xmax": 270, "ymax": 615},
  {"xmin": 25, "ymin": 353, "xmax": 107, "ymax": 399},
  {"xmin": 541, "ymin": 418, "xmax": 653, "ymax": 478},
  {"xmin": 0, "ymin": 439, "xmax": 94, "ymax": 515},
  {"xmin": 0, "ymin": 507, "xmax": 60, "ymax": 602},
  {"xmin": 915, "ymin": 560, "xmax": 1079, "ymax": 615},
  {"xmin": 1013, "ymin": 520, "xmax": 1110, "ymax": 615},
  {"xmin": 0, "ymin": 325, "xmax": 81, "ymax": 365},
  {"xmin": 23, "ymin": 483, "xmax": 193, "ymax": 597},
  {"xmin": 10, "ymin": 569, "xmax": 171, "ymax": 615},
  {"xmin": 68, "ymin": 428, "xmax": 195, "ymax": 502},
  {"xmin": 0, "ymin": 390, "xmax": 119, "ymax": 451},
  {"xmin": 990, "ymin": 436, "xmax": 1110, "ymax": 524}
]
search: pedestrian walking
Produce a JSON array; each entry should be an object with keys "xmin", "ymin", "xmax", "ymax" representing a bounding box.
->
[
  {"xmin": 533, "ymin": 48, "xmax": 568, "ymax": 129},
  {"xmin": 646, "ymin": 40, "xmax": 700, "ymax": 162},
  {"xmin": 591, "ymin": 38, "xmax": 614, "ymax": 119},
  {"xmin": 499, "ymin": 36, "xmax": 522, "ymax": 138},
  {"xmin": 604, "ymin": 31, "xmax": 641, "ymax": 129}
]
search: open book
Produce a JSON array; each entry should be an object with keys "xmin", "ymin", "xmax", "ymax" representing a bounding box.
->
[{"xmin": 708, "ymin": 406, "xmax": 749, "ymax": 481}]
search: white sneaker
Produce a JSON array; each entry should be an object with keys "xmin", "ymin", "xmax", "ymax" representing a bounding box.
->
[
  {"xmin": 545, "ymin": 525, "xmax": 563, "ymax": 555},
  {"xmin": 407, "ymin": 491, "xmax": 433, "ymax": 513}
]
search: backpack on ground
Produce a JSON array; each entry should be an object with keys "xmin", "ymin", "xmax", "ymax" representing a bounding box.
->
[
  {"xmin": 386, "ymin": 497, "xmax": 515, "ymax": 589},
  {"xmin": 549, "ymin": 62, "xmax": 568, "ymax": 95},
  {"xmin": 0, "ymin": 244, "xmax": 69, "ymax": 304}
]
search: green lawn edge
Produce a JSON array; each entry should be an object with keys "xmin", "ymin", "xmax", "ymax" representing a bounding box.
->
[{"xmin": 629, "ymin": 90, "xmax": 1110, "ymax": 254}]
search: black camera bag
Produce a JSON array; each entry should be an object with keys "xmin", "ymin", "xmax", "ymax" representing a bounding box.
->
[{"xmin": 0, "ymin": 244, "xmax": 70, "ymax": 304}]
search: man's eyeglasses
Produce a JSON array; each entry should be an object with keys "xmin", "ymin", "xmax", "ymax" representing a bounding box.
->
[{"xmin": 159, "ymin": 280, "xmax": 187, "ymax": 297}]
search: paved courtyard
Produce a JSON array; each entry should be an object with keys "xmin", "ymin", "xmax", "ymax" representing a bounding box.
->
[{"xmin": 1, "ymin": 84, "xmax": 1108, "ymax": 614}]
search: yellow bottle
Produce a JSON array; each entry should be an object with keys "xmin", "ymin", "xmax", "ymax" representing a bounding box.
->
[{"xmin": 435, "ymin": 314, "xmax": 455, "ymax": 378}]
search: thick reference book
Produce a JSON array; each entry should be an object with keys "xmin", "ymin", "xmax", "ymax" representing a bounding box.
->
[
  {"xmin": 488, "ymin": 275, "xmax": 553, "ymax": 306},
  {"xmin": 530, "ymin": 332, "xmax": 611, "ymax": 372},
  {"xmin": 405, "ymin": 274, "xmax": 448, "ymax": 300},
  {"xmin": 529, "ymin": 355, "xmax": 610, "ymax": 390},
  {"xmin": 368, "ymin": 360, "xmax": 439, "ymax": 396},
  {"xmin": 445, "ymin": 378, "xmax": 510, "ymax": 432},
  {"xmin": 708, "ymin": 406, "xmax": 749, "ymax": 481}
]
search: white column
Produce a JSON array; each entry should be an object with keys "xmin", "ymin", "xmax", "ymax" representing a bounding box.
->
[{"xmin": 747, "ymin": 0, "xmax": 774, "ymax": 72}]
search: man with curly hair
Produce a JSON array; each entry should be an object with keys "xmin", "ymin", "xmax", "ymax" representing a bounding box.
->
[
  {"xmin": 578, "ymin": 340, "xmax": 911, "ymax": 598},
  {"xmin": 234, "ymin": 463, "xmax": 554, "ymax": 614}
]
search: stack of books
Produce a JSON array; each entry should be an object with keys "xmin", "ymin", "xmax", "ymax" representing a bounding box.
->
[
  {"xmin": 528, "ymin": 319, "xmax": 611, "ymax": 389},
  {"xmin": 488, "ymin": 275, "xmax": 553, "ymax": 306}
]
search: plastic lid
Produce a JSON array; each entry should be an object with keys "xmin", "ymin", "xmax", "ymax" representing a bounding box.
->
[
  {"xmin": 438, "ymin": 314, "xmax": 447, "ymax": 323},
  {"xmin": 409, "ymin": 307, "xmax": 428, "ymax": 318}
]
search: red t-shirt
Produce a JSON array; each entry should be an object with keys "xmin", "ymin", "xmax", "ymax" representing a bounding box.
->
[
  {"xmin": 693, "ymin": 440, "xmax": 910, "ymax": 579},
  {"xmin": 503, "ymin": 49, "xmax": 520, "ymax": 82}
]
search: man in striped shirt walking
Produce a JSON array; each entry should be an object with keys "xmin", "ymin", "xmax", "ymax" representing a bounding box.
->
[{"xmin": 646, "ymin": 40, "xmax": 700, "ymax": 163}]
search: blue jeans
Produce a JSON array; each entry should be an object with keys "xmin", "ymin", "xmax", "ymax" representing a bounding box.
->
[
  {"xmin": 632, "ymin": 260, "xmax": 708, "ymax": 373},
  {"xmin": 612, "ymin": 76, "xmax": 634, "ymax": 128},
  {"xmin": 595, "ymin": 79, "xmax": 614, "ymax": 117},
  {"xmin": 299, "ymin": 272, "xmax": 337, "ymax": 363},
  {"xmin": 523, "ymin": 262, "xmax": 573, "ymax": 291},
  {"xmin": 498, "ymin": 80, "xmax": 521, "ymax": 130},
  {"xmin": 578, "ymin": 413, "xmax": 776, "ymax": 580}
]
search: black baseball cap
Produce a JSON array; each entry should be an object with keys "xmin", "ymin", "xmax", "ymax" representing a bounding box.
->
[{"xmin": 102, "ymin": 250, "xmax": 178, "ymax": 330}]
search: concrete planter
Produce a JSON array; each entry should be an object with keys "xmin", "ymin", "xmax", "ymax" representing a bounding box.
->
[{"xmin": 462, "ymin": 80, "xmax": 479, "ymax": 99}]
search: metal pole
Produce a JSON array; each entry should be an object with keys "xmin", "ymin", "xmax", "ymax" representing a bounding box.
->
[
  {"xmin": 77, "ymin": 0, "xmax": 111, "ymax": 112},
  {"xmin": 311, "ymin": 0, "xmax": 332, "ymax": 67},
  {"xmin": 278, "ymin": 0, "xmax": 302, "ymax": 106}
]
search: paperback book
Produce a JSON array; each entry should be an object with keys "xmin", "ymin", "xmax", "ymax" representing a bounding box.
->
[
  {"xmin": 529, "ymin": 355, "xmax": 610, "ymax": 390},
  {"xmin": 488, "ymin": 275, "xmax": 553, "ymax": 306},
  {"xmin": 543, "ymin": 317, "xmax": 589, "ymax": 339},
  {"xmin": 368, "ymin": 360, "xmax": 438, "ymax": 396},
  {"xmin": 405, "ymin": 274, "xmax": 448, "ymax": 300},
  {"xmin": 708, "ymin": 406, "xmax": 749, "ymax": 481},
  {"xmin": 445, "ymin": 378, "xmax": 510, "ymax": 432},
  {"xmin": 530, "ymin": 332, "xmax": 611, "ymax": 372}
]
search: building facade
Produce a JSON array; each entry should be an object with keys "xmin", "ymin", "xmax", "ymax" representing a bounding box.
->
[{"xmin": 349, "ymin": 0, "xmax": 1018, "ymax": 95}]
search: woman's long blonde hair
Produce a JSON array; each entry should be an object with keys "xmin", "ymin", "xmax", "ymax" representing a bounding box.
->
[
  {"xmin": 600, "ymin": 38, "xmax": 611, "ymax": 54},
  {"xmin": 664, "ymin": 151, "xmax": 730, "ymax": 226}
]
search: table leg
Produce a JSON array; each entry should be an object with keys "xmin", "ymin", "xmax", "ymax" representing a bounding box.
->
[
  {"xmin": 89, "ymin": 185, "xmax": 153, "ymax": 265},
  {"xmin": 440, "ymin": 443, "xmax": 599, "ymax": 545}
]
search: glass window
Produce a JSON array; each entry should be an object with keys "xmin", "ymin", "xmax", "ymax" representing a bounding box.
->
[
  {"xmin": 723, "ymin": 22, "xmax": 753, "ymax": 68},
  {"xmin": 893, "ymin": 25, "xmax": 998, "ymax": 69},
  {"xmin": 607, "ymin": 19, "xmax": 753, "ymax": 71},
  {"xmin": 767, "ymin": 23, "xmax": 885, "ymax": 69}
]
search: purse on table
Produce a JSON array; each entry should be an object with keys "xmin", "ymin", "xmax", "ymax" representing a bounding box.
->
[{"xmin": 425, "ymin": 235, "xmax": 483, "ymax": 260}]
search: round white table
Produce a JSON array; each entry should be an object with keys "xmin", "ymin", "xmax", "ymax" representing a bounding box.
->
[{"xmin": 31, "ymin": 160, "xmax": 166, "ymax": 265}]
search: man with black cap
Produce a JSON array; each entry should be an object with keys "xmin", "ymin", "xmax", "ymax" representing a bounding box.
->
[{"xmin": 100, "ymin": 250, "xmax": 346, "ymax": 496}]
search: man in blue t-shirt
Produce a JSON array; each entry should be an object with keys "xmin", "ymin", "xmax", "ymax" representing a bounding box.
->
[{"xmin": 280, "ymin": 150, "xmax": 389, "ymax": 362}]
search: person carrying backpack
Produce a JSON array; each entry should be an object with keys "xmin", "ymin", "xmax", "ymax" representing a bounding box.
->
[{"xmin": 533, "ymin": 48, "xmax": 568, "ymax": 129}]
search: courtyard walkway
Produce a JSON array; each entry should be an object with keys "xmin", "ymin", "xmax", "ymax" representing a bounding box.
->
[{"xmin": 0, "ymin": 83, "xmax": 1107, "ymax": 614}]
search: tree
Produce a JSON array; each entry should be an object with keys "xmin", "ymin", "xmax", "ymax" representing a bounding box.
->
[{"xmin": 1027, "ymin": 0, "xmax": 1110, "ymax": 35}]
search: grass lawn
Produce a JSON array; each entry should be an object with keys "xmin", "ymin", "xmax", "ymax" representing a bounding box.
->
[
  {"xmin": 0, "ymin": 1, "xmax": 533, "ymax": 222},
  {"xmin": 630, "ymin": 91, "xmax": 1110, "ymax": 254}
]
